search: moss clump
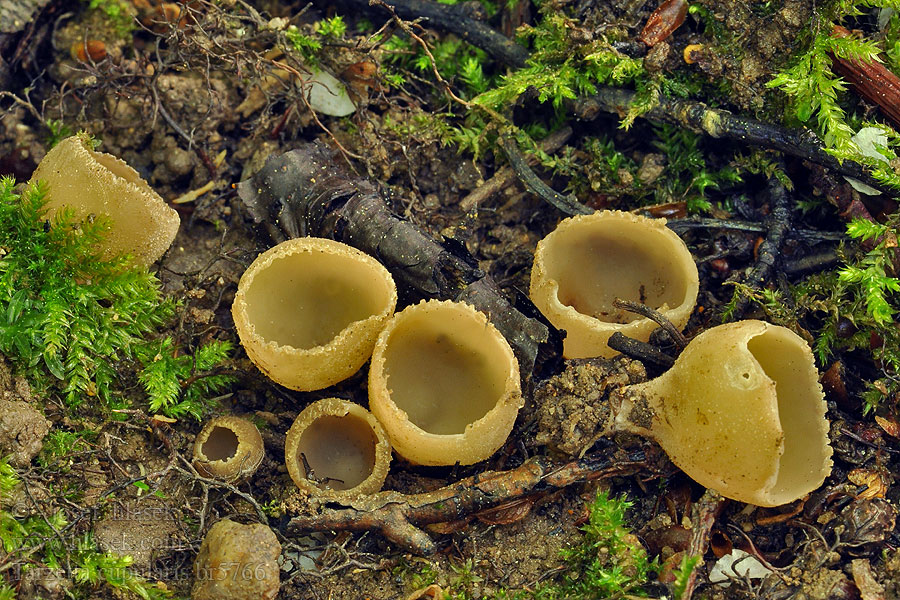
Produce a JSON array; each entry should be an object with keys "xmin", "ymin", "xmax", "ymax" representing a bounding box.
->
[{"xmin": 0, "ymin": 177, "xmax": 174, "ymax": 408}]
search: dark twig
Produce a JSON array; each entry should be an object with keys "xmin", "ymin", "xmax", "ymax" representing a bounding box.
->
[
  {"xmin": 572, "ymin": 87, "xmax": 894, "ymax": 195},
  {"xmin": 460, "ymin": 126, "xmax": 574, "ymax": 212},
  {"xmin": 783, "ymin": 251, "xmax": 841, "ymax": 276},
  {"xmin": 666, "ymin": 217, "xmax": 845, "ymax": 243},
  {"xmin": 606, "ymin": 332, "xmax": 675, "ymax": 368},
  {"xmin": 344, "ymin": 0, "xmax": 529, "ymax": 68},
  {"xmin": 682, "ymin": 490, "xmax": 728, "ymax": 600},
  {"xmin": 613, "ymin": 298, "xmax": 688, "ymax": 350},
  {"xmin": 497, "ymin": 136, "xmax": 592, "ymax": 216},
  {"xmin": 727, "ymin": 173, "xmax": 793, "ymax": 319},
  {"xmin": 288, "ymin": 445, "xmax": 650, "ymax": 554}
]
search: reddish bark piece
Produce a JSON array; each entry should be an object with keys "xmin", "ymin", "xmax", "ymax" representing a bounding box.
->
[
  {"xmin": 640, "ymin": 0, "xmax": 688, "ymax": 47},
  {"xmin": 831, "ymin": 26, "xmax": 900, "ymax": 128}
]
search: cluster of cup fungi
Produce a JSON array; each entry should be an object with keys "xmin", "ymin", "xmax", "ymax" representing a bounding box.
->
[{"xmin": 31, "ymin": 135, "xmax": 832, "ymax": 513}]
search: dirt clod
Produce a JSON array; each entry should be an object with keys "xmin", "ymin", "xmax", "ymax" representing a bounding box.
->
[
  {"xmin": 192, "ymin": 519, "xmax": 281, "ymax": 600},
  {"xmin": 534, "ymin": 356, "xmax": 646, "ymax": 456},
  {"xmin": 0, "ymin": 360, "xmax": 49, "ymax": 466}
]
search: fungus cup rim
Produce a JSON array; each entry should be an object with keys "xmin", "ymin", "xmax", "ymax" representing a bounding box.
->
[
  {"xmin": 368, "ymin": 299, "xmax": 523, "ymax": 466},
  {"xmin": 284, "ymin": 397, "xmax": 392, "ymax": 501}
]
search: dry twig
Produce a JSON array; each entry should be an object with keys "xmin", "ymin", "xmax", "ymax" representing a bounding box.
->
[{"xmin": 288, "ymin": 444, "xmax": 651, "ymax": 554}]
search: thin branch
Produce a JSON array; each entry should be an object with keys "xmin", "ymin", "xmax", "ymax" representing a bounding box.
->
[
  {"xmin": 288, "ymin": 445, "xmax": 650, "ymax": 554},
  {"xmin": 613, "ymin": 298, "xmax": 688, "ymax": 350},
  {"xmin": 460, "ymin": 126, "xmax": 574, "ymax": 212},
  {"xmin": 606, "ymin": 331, "xmax": 675, "ymax": 368},
  {"xmin": 498, "ymin": 136, "xmax": 592, "ymax": 216},
  {"xmin": 572, "ymin": 87, "xmax": 894, "ymax": 195},
  {"xmin": 344, "ymin": 0, "xmax": 529, "ymax": 68}
]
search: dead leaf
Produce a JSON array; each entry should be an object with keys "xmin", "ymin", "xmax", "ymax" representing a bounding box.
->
[{"xmin": 848, "ymin": 468, "xmax": 888, "ymax": 499}]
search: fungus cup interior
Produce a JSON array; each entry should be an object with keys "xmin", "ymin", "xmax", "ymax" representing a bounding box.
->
[
  {"xmin": 233, "ymin": 237, "xmax": 397, "ymax": 391},
  {"xmin": 293, "ymin": 414, "xmax": 377, "ymax": 491},
  {"xmin": 192, "ymin": 416, "xmax": 264, "ymax": 482},
  {"xmin": 202, "ymin": 426, "xmax": 239, "ymax": 461},
  {"xmin": 615, "ymin": 320, "xmax": 832, "ymax": 506},
  {"xmin": 243, "ymin": 247, "xmax": 391, "ymax": 350},
  {"xmin": 284, "ymin": 398, "xmax": 391, "ymax": 499},
  {"xmin": 369, "ymin": 300, "xmax": 522, "ymax": 466},
  {"xmin": 531, "ymin": 211, "xmax": 698, "ymax": 358},
  {"xmin": 381, "ymin": 310, "xmax": 507, "ymax": 435},
  {"xmin": 745, "ymin": 327, "xmax": 831, "ymax": 501}
]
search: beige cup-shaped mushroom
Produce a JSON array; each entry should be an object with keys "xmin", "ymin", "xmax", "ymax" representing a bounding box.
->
[
  {"xmin": 284, "ymin": 398, "xmax": 391, "ymax": 501},
  {"xmin": 369, "ymin": 299, "xmax": 523, "ymax": 466},
  {"xmin": 613, "ymin": 320, "xmax": 833, "ymax": 506},
  {"xmin": 193, "ymin": 416, "xmax": 265, "ymax": 481},
  {"xmin": 29, "ymin": 134, "xmax": 180, "ymax": 267},
  {"xmin": 530, "ymin": 211, "xmax": 698, "ymax": 358},
  {"xmin": 232, "ymin": 237, "xmax": 397, "ymax": 391}
]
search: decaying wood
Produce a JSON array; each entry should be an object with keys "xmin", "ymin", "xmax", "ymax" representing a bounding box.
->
[
  {"xmin": 287, "ymin": 442, "xmax": 652, "ymax": 554},
  {"xmin": 572, "ymin": 87, "xmax": 894, "ymax": 195},
  {"xmin": 236, "ymin": 142, "xmax": 557, "ymax": 374}
]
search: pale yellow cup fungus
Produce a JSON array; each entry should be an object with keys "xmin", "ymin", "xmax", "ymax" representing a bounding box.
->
[
  {"xmin": 232, "ymin": 237, "xmax": 397, "ymax": 391},
  {"xmin": 612, "ymin": 320, "xmax": 832, "ymax": 506},
  {"xmin": 369, "ymin": 299, "xmax": 523, "ymax": 466},
  {"xmin": 192, "ymin": 416, "xmax": 265, "ymax": 481},
  {"xmin": 29, "ymin": 134, "xmax": 180, "ymax": 267},
  {"xmin": 284, "ymin": 398, "xmax": 391, "ymax": 501},
  {"xmin": 530, "ymin": 211, "xmax": 698, "ymax": 358}
]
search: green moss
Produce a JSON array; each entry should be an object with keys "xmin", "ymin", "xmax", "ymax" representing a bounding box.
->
[
  {"xmin": 135, "ymin": 337, "xmax": 236, "ymax": 420},
  {"xmin": 0, "ymin": 177, "xmax": 174, "ymax": 408},
  {"xmin": 767, "ymin": 0, "xmax": 900, "ymax": 189},
  {"xmin": 0, "ymin": 177, "xmax": 233, "ymax": 420}
]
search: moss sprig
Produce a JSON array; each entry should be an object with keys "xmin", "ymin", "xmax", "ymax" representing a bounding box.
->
[
  {"xmin": 767, "ymin": 0, "xmax": 900, "ymax": 189},
  {"xmin": 557, "ymin": 490, "xmax": 656, "ymax": 598},
  {"xmin": 136, "ymin": 337, "xmax": 236, "ymax": 420}
]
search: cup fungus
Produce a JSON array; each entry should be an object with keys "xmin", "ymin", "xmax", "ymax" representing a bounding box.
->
[
  {"xmin": 284, "ymin": 398, "xmax": 391, "ymax": 501},
  {"xmin": 369, "ymin": 299, "xmax": 523, "ymax": 466},
  {"xmin": 530, "ymin": 211, "xmax": 698, "ymax": 358},
  {"xmin": 29, "ymin": 134, "xmax": 180, "ymax": 267},
  {"xmin": 192, "ymin": 416, "xmax": 265, "ymax": 481},
  {"xmin": 612, "ymin": 320, "xmax": 833, "ymax": 506},
  {"xmin": 232, "ymin": 237, "xmax": 397, "ymax": 391}
]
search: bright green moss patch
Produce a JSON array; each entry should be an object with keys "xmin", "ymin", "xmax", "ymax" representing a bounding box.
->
[{"xmin": 0, "ymin": 177, "xmax": 174, "ymax": 407}]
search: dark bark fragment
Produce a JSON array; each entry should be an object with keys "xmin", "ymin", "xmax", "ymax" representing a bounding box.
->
[
  {"xmin": 342, "ymin": 0, "xmax": 529, "ymax": 69},
  {"xmin": 573, "ymin": 87, "xmax": 894, "ymax": 196}
]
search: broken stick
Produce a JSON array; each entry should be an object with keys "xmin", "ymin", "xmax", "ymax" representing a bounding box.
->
[{"xmin": 287, "ymin": 442, "xmax": 652, "ymax": 554}]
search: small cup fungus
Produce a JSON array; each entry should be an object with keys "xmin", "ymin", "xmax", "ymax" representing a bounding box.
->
[
  {"xmin": 284, "ymin": 398, "xmax": 392, "ymax": 501},
  {"xmin": 369, "ymin": 299, "xmax": 523, "ymax": 466},
  {"xmin": 530, "ymin": 211, "xmax": 698, "ymax": 358},
  {"xmin": 232, "ymin": 237, "xmax": 397, "ymax": 391},
  {"xmin": 29, "ymin": 134, "xmax": 180, "ymax": 267},
  {"xmin": 192, "ymin": 416, "xmax": 265, "ymax": 481},
  {"xmin": 612, "ymin": 320, "xmax": 833, "ymax": 506}
]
